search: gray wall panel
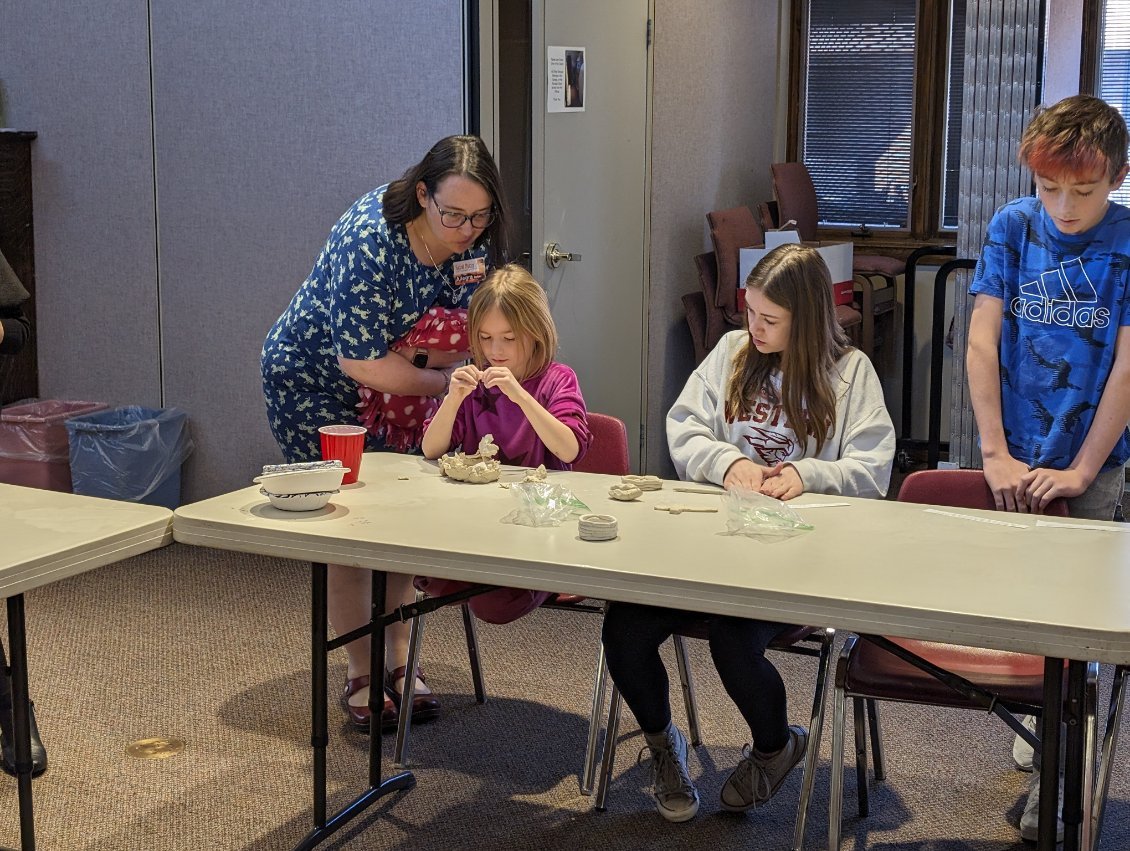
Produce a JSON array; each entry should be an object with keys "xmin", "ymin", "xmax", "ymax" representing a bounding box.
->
[
  {"xmin": 0, "ymin": 1, "xmax": 161, "ymax": 407},
  {"xmin": 151, "ymin": 1, "xmax": 464, "ymax": 499},
  {"xmin": 646, "ymin": 0, "xmax": 778, "ymax": 476}
]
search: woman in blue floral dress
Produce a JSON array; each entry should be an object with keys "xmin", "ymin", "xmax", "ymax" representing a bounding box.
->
[{"xmin": 262, "ymin": 135, "xmax": 508, "ymax": 731}]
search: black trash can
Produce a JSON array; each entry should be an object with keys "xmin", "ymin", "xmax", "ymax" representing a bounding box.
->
[{"xmin": 65, "ymin": 406, "xmax": 194, "ymax": 509}]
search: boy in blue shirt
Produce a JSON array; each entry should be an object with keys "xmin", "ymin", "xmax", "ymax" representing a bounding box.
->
[{"xmin": 966, "ymin": 93, "xmax": 1130, "ymax": 841}]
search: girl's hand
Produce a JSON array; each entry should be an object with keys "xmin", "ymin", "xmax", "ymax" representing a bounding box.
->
[
  {"xmin": 479, "ymin": 366, "xmax": 525, "ymax": 401},
  {"xmin": 759, "ymin": 463, "xmax": 804, "ymax": 500},
  {"xmin": 723, "ymin": 458, "xmax": 766, "ymax": 491},
  {"xmin": 447, "ymin": 364, "xmax": 482, "ymax": 401}
]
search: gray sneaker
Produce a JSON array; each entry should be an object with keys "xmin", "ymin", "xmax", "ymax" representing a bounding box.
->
[
  {"xmin": 1019, "ymin": 768, "xmax": 1065, "ymax": 843},
  {"xmin": 638, "ymin": 725, "xmax": 699, "ymax": 823},
  {"xmin": 720, "ymin": 725, "xmax": 808, "ymax": 811},
  {"xmin": 1013, "ymin": 714, "xmax": 1037, "ymax": 772}
]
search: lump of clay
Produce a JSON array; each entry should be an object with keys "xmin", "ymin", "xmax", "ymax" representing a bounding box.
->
[
  {"xmin": 439, "ymin": 433, "xmax": 502, "ymax": 483},
  {"xmin": 609, "ymin": 483, "xmax": 642, "ymax": 501},
  {"xmin": 622, "ymin": 474, "xmax": 663, "ymax": 492}
]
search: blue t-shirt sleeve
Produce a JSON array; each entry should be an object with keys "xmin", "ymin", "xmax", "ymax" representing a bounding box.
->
[{"xmin": 969, "ymin": 205, "xmax": 1010, "ymax": 300}]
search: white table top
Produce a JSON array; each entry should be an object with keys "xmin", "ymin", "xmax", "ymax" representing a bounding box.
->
[
  {"xmin": 173, "ymin": 453, "xmax": 1130, "ymax": 663},
  {"xmin": 1, "ymin": 484, "xmax": 173, "ymax": 597}
]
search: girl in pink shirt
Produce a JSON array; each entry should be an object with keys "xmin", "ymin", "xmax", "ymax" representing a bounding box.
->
[{"xmin": 419, "ymin": 264, "xmax": 592, "ymax": 622}]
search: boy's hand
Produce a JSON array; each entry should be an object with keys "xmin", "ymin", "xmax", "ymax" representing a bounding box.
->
[
  {"xmin": 982, "ymin": 454, "xmax": 1031, "ymax": 512},
  {"xmin": 447, "ymin": 364, "xmax": 481, "ymax": 401},
  {"xmin": 723, "ymin": 459, "xmax": 767, "ymax": 491},
  {"xmin": 479, "ymin": 366, "xmax": 525, "ymax": 400},
  {"xmin": 1018, "ymin": 467, "xmax": 1089, "ymax": 513},
  {"xmin": 759, "ymin": 463, "xmax": 804, "ymax": 500}
]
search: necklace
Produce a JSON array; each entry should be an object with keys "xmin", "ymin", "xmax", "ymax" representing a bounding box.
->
[{"xmin": 413, "ymin": 221, "xmax": 452, "ymax": 289}]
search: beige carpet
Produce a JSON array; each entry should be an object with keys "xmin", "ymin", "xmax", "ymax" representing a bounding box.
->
[{"xmin": 0, "ymin": 543, "xmax": 1126, "ymax": 850}]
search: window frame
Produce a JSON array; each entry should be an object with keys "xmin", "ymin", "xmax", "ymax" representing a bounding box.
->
[{"xmin": 785, "ymin": 0, "xmax": 958, "ymax": 255}]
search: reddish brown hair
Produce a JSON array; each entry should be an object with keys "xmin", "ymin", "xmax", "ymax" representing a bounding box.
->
[{"xmin": 1019, "ymin": 95, "xmax": 1129, "ymax": 181}]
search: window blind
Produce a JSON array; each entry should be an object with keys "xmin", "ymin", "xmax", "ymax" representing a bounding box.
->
[
  {"xmin": 941, "ymin": 0, "xmax": 967, "ymax": 229},
  {"xmin": 802, "ymin": 0, "xmax": 917, "ymax": 229},
  {"xmin": 1101, "ymin": 0, "xmax": 1130, "ymax": 207}
]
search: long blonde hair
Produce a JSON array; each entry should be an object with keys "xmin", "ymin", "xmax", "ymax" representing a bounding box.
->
[
  {"xmin": 724, "ymin": 244, "xmax": 849, "ymax": 451},
  {"xmin": 467, "ymin": 264, "xmax": 558, "ymax": 378}
]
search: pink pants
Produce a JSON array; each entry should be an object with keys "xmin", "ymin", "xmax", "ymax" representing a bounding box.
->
[{"xmin": 413, "ymin": 577, "xmax": 551, "ymax": 625}]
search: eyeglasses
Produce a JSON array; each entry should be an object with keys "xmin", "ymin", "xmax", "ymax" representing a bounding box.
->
[{"xmin": 430, "ymin": 196, "xmax": 495, "ymax": 229}]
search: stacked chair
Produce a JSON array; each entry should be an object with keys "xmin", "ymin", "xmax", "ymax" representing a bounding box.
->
[
  {"xmin": 683, "ymin": 204, "xmax": 862, "ymax": 365},
  {"xmin": 770, "ymin": 162, "xmax": 900, "ymax": 362}
]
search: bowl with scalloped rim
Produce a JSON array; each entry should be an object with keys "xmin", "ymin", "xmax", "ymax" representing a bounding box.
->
[
  {"xmin": 259, "ymin": 488, "xmax": 338, "ymax": 511},
  {"xmin": 253, "ymin": 464, "xmax": 347, "ymax": 495}
]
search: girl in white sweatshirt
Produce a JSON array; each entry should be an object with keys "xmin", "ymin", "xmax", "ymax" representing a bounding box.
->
[{"xmin": 602, "ymin": 243, "xmax": 895, "ymax": 824}]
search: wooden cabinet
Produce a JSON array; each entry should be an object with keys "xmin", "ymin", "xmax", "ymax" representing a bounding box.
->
[{"xmin": 0, "ymin": 130, "xmax": 37, "ymax": 404}]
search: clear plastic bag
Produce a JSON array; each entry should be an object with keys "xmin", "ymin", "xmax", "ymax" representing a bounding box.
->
[
  {"xmin": 722, "ymin": 488, "xmax": 813, "ymax": 542},
  {"xmin": 501, "ymin": 481, "xmax": 590, "ymax": 527}
]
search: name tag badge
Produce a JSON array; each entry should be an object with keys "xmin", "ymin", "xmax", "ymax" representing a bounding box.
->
[{"xmin": 453, "ymin": 257, "xmax": 487, "ymax": 287}]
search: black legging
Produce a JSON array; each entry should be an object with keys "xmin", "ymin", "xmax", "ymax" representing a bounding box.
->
[{"xmin": 602, "ymin": 602, "xmax": 791, "ymax": 753}]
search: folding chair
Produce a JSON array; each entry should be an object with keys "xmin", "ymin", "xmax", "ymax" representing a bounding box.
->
[
  {"xmin": 393, "ymin": 412, "xmax": 632, "ymax": 794},
  {"xmin": 828, "ymin": 468, "xmax": 1126, "ymax": 849}
]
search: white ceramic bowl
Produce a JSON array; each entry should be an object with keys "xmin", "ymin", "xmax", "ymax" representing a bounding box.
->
[
  {"xmin": 259, "ymin": 488, "xmax": 337, "ymax": 511},
  {"xmin": 253, "ymin": 466, "xmax": 348, "ymax": 495}
]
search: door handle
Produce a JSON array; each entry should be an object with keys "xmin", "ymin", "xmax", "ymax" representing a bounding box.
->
[{"xmin": 545, "ymin": 242, "xmax": 583, "ymax": 269}]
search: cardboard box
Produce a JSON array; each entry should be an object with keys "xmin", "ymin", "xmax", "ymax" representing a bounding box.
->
[{"xmin": 740, "ymin": 234, "xmax": 855, "ymax": 305}]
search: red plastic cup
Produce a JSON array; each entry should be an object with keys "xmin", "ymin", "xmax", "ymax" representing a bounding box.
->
[{"xmin": 318, "ymin": 424, "xmax": 366, "ymax": 485}]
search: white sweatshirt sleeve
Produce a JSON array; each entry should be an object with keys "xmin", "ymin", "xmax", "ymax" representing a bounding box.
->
[
  {"xmin": 789, "ymin": 350, "xmax": 896, "ymax": 498},
  {"xmin": 666, "ymin": 332, "xmax": 748, "ymax": 484}
]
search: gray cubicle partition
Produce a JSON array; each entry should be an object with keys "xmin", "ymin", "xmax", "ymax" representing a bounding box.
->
[{"xmin": 2, "ymin": 0, "xmax": 465, "ymax": 500}]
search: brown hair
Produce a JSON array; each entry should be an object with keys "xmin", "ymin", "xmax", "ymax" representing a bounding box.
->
[
  {"xmin": 468, "ymin": 264, "xmax": 558, "ymax": 379},
  {"xmin": 383, "ymin": 135, "xmax": 510, "ymax": 265},
  {"xmin": 1019, "ymin": 95, "xmax": 1129, "ymax": 181},
  {"xmin": 724, "ymin": 243, "xmax": 849, "ymax": 452}
]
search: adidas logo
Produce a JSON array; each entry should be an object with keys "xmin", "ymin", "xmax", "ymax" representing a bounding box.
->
[{"xmin": 1009, "ymin": 258, "xmax": 1111, "ymax": 328}]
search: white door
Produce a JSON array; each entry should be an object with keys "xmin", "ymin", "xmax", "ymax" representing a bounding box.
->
[{"xmin": 479, "ymin": 0, "xmax": 652, "ymax": 469}]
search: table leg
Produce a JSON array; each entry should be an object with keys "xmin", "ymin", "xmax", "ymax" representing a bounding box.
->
[
  {"xmin": 293, "ymin": 565, "xmax": 414, "ymax": 851},
  {"xmin": 1061, "ymin": 660, "xmax": 1087, "ymax": 851},
  {"xmin": 6, "ymin": 594, "xmax": 35, "ymax": 851},
  {"xmin": 310, "ymin": 563, "xmax": 328, "ymax": 828},
  {"xmin": 1039, "ymin": 658, "xmax": 1063, "ymax": 851}
]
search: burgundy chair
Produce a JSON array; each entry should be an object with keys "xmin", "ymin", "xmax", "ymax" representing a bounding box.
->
[
  {"xmin": 757, "ymin": 198, "xmax": 780, "ymax": 234},
  {"xmin": 770, "ymin": 162, "xmax": 899, "ymax": 361},
  {"xmin": 394, "ymin": 412, "xmax": 632, "ymax": 794},
  {"xmin": 593, "ymin": 620, "xmax": 835, "ymax": 849},
  {"xmin": 681, "ymin": 289, "xmax": 711, "ymax": 365},
  {"xmin": 705, "ymin": 205, "xmax": 764, "ymax": 327},
  {"xmin": 686, "ymin": 248, "xmax": 861, "ymax": 366},
  {"xmin": 827, "ymin": 469, "xmax": 1124, "ymax": 849}
]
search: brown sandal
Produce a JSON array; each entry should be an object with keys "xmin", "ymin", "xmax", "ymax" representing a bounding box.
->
[
  {"xmin": 385, "ymin": 666, "xmax": 441, "ymax": 724},
  {"xmin": 341, "ymin": 674, "xmax": 398, "ymax": 732}
]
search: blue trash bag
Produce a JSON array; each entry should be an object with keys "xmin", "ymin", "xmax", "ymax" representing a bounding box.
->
[{"xmin": 65, "ymin": 406, "xmax": 194, "ymax": 509}]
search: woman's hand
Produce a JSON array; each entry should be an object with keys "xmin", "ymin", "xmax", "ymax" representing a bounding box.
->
[
  {"xmin": 447, "ymin": 364, "xmax": 482, "ymax": 401},
  {"xmin": 759, "ymin": 463, "xmax": 804, "ymax": 500},
  {"xmin": 723, "ymin": 459, "xmax": 767, "ymax": 492},
  {"xmin": 425, "ymin": 348, "xmax": 471, "ymax": 369},
  {"xmin": 479, "ymin": 366, "xmax": 526, "ymax": 401}
]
